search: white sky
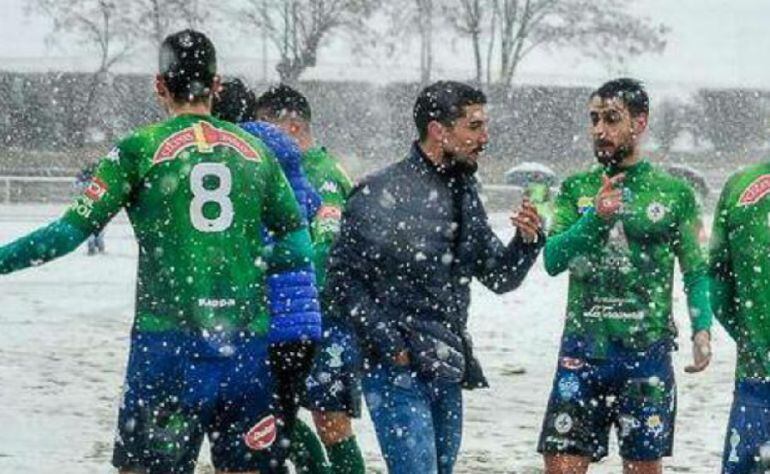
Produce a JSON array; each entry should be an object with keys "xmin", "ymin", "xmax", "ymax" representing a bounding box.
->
[{"xmin": 1, "ymin": 0, "xmax": 769, "ymax": 92}]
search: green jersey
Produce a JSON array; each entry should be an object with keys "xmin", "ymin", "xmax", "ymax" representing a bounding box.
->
[
  {"xmin": 710, "ymin": 162, "xmax": 770, "ymax": 380},
  {"xmin": 60, "ymin": 114, "xmax": 308, "ymax": 334},
  {"xmin": 545, "ymin": 160, "xmax": 711, "ymax": 358},
  {"xmin": 302, "ymin": 147, "xmax": 353, "ymax": 289}
]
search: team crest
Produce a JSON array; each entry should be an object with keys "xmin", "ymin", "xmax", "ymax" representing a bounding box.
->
[
  {"xmin": 738, "ymin": 174, "xmax": 770, "ymax": 206},
  {"xmin": 646, "ymin": 202, "xmax": 667, "ymax": 222},
  {"xmin": 554, "ymin": 413, "xmax": 573, "ymax": 434},
  {"xmin": 577, "ymin": 196, "xmax": 594, "ymax": 214}
]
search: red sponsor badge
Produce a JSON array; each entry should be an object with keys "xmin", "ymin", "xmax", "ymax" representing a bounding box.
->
[
  {"xmin": 244, "ymin": 414, "xmax": 277, "ymax": 451},
  {"xmin": 739, "ymin": 174, "xmax": 770, "ymax": 206},
  {"xmin": 316, "ymin": 205, "xmax": 342, "ymax": 220},
  {"xmin": 559, "ymin": 357, "xmax": 585, "ymax": 370},
  {"xmin": 85, "ymin": 178, "xmax": 108, "ymax": 201}
]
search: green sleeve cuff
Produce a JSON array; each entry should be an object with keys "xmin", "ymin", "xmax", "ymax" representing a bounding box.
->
[
  {"xmin": 684, "ymin": 272, "xmax": 713, "ymax": 333},
  {"xmin": 544, "ymin": 209, "xmax": 611, "ymax": 276},
  {"xmin": 266, "ymin": 227, "xmax": 315, "ymax": 274}
]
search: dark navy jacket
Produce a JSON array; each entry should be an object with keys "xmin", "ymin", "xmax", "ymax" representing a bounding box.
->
[{"xmin": 324, "ymin": 143, "xmax": 543, "ymax": 388}]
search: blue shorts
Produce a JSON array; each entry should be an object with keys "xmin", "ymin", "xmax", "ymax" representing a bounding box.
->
[
  {"xmin": 112, "ymin": 331, "xmax": 283, "ymax": 474},
  {"xmin": 304, "ymin": 322, "xmax": 363, "ymax": 417},
  {"xmin": 722, "ymin": 380, "xmax": 770, "ymax": 474},
  {"xmin": 538, "ymin": 341, "xmax": 676, "ymax": 462}
]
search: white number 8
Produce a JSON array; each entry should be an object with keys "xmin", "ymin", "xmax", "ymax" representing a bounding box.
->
[{"xmin": 189, "ymin": 163, "xmax": 234, "ymax": 232}]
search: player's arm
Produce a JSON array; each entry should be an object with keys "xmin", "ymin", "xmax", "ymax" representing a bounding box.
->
[
  {"xmin": 310, "ymin": 162, "xmax": 352, "ymax": 286},
  {"xmin": 0, "ymin": 143, "xmax": 137, "ymax": 274},
  {"xmin": 708, "ymin": 179, "xmax": 740, "ymax": 341},
  {"xmin": 543, "ymin": 178, "xmax": 611, "ymax": 276},
  {"xmin": 674, "ymin": 187, "xmax": 713, "ymax": 335},
  {"xmin": 261, "ymin": 153, "xmax": 321, "ymax": 342},
  {"xmin": 323, "ymin": 185, "xmax": 407, "ymax": 361}
]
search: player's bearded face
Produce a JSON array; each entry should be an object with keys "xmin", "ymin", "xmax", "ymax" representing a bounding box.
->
[
  {"xmin": 441, "ymin": 104, "xmax": 489, "ymax": 174},
  {"xmin": 589, "ymin": 97, "xmax": 638, "ymax": 166}
]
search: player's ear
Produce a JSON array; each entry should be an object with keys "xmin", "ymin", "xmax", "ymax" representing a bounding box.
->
[
  {"xmin": 633, "ymin": 112, "xmax": 648, "ymax": 135},
  {"xmin": 210, "ymin": 75, "xmax": 222, "ymax": 97},
  {"xmin": 155, "ymin": 75, "xmax": 168, "ymax": 99}
]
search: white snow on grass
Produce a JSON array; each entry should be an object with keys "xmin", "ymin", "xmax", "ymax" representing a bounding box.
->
[{"xmin": 0, "ymin": 205, "xmax": 734, "ymax": 473}]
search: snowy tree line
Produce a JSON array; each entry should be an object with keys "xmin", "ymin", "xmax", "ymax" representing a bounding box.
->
[{"xmin": 1, "ymin": 71, "xmax": 769, "ymax": 180}]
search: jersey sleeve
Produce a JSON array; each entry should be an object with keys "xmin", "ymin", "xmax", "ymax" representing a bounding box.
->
[
  {"xmin": 544, "ymin": 178, "xmax": 610, "ymax": 276},
  {"xmin": 62, "ymin": 140, "xmax": 141, "ymax": 234},
  {"xmin": 0, "ymin": 139, "xmax": 140, "ymax": 274},
  {"xmin": 709, "ymin": 176, "xmax": 740, "ymax": 340},
  {"xmin": 261, "ymin": 154, "xmax": 314, "ymax": 273}
]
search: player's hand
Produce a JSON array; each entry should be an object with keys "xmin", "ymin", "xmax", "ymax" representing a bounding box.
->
[
  {"xmin": 595, "ymin": 173, "xmax": 625, "ymax": 219},
  {"xmin": 510, "ymin": 198, "xmax": 543, "ymax": 243},
  {"xmin": 685, "ymin": 330, "xmax": 712, "ymax": 373},
  {"xmin": 393, "ymin": 350, "xmax": 410, "ymax": 367}
]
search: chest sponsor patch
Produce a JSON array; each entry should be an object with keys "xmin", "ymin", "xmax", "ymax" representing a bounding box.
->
[
  {"xmin": 84, "ymin": 177, "xmax": 108, "ymax": 201},
  {"xmin": 738, "ymin": 174, "xmax": 770, "ymax": 207},
  {"xmin": 646, "ymin": 202, "xmax": 667, "ymax": 222},
  {"xmin": 244, "ymin": 414, "xmax": 277, "ymax": 451},
  {"xmin": 153, "ymin": 121, "xmax": 262, "ymax": 164}
]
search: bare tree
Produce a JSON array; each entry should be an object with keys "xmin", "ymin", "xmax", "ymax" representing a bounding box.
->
[
  {"xmin": 650, "ymin": 99, "xmax": 685, "ymax": 155},
  {"xmin": 445, "ymin": 0, "xmax": 667, "ymax": 88},
  {"xmin": 30, "ymin": 0, "xmax": 136, "ymax": 146},
  {"xmin": 131, "ymin": 0, "xmax": 206, "ymax": 46},
  {"xmin": 235, "ymin": 0, "xmax": 378, "ymax": 84}
]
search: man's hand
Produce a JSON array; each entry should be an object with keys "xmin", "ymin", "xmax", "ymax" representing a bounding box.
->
[
  {"xmin": 595, "ymin": 173, "xmax": 625, "ymax": 219},
  {"xmin": 510, "ymin": 198, "xmax": 543, "ymax": 243},
  {"xmin": 685, "ymin": 330, "xmax": 712, "ymax": 373},
  {"xmin": 393, "ymin": 350, "xmax": 410, "ymax": 367}
]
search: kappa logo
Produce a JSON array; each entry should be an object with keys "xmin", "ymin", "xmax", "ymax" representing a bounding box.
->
[
  {"xmin": 84, "ymin": 177, "xmax": 108, "ymax": 201},
  {"xmin": 325, "ymin": 343, "xmax": 345, "ymax": 369},
  {"xmin": 153, "ymin": 121, "xmax": 262, "ymax": 164},
  {"xmin": 105, "ymin": 146, "xmax": 120, "ymax": 162},
  {"xmin": 739, "ymin": 174, "xmax": 770, "ymax": 207},
  {"xmin": 244, "ymin": 415, "xmax": 277, "ymax": 451},
  {"xmin": 320, "ymin": 180, "xmax": 339, "ymax": 193}
]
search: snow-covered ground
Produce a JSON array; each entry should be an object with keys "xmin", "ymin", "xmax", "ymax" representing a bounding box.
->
[{"xmin": 0, "ymin": 204, "xmax": 735, "ymax": 473}]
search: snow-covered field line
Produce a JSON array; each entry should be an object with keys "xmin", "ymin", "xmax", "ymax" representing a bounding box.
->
[{"xmin": 0, "ymin": 205, "xmax": 735, "ymax": 473}]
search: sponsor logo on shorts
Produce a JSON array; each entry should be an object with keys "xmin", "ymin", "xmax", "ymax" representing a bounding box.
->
[
  {"xmin": 325, "ymin": 343, "xmax": 345, "ymax": 369},
  {"xmin": 85, "ymin": 177, "xmax": 108, "ymax": 201},
  {"xmin": 559, "ymin": 357, "xmax": 585, "ymax": 370},
  {"xmin": 244, "ymin": 415, "xmax": 277, "ymax": 451},
  {"xmin": 554, "ymin": 413, "xmax": 573, "ymax": 434},
  {"xmin": 646, "ymin": 202, "xmax": 667, "ymax": 222},
  {"xmin": 619, "ymin": 415, "xmax": 640, "ymax": 438},
  {"xmin": 557, "ymin": 373, "xmax": 580, "ymax": 401},
  {"xmin": 739, "ymin": 174, "xmax": 770, "ymax": 207}
]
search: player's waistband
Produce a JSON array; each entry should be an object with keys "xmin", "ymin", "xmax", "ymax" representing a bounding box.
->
[
  {"xmin": 735, "ymin": 379, "xmax": 770, "ymax": 404},
  {"xmin": 129, "ymin": 329, "xmax": 270, "ymax": 359},
  {"xmin": 560, "ymin": 335, "xmax": 674, "ymax": 361}
]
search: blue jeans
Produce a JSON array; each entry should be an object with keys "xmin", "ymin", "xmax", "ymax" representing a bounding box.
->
[{"xmin": 363, "ymin": 362, "xmax": 463, "ymax": 474}]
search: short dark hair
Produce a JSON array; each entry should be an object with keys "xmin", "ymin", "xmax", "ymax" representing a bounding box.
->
[
  {"xmin": 590, "ymin": 78, "xmax": 649, "ymax": 117},
  {"xmin": 413, "ymin": 81, "xmax": 487, "ymax": 141},
  {"xmin": 212, "ymin": 78, "xmax": 256, "ymax": 123},
  {"xmin": 255, "ymin": 84, "xmax": 311, "ymax": 122},
  {"xmin": 159, "ymin": 29, "xmax": 217, "ymax": 103}
]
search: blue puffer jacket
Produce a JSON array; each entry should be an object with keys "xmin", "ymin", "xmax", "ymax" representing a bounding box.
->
[
  {"xmin": 324, "ymin": 143, "xmax": 544, "ymax": 388},
  {"xmin": 240, "ymin": 121, "xmax": 323, "ymax": 343}
]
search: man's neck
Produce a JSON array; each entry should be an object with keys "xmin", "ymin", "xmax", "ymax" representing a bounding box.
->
[
  {"xmin": 617, "ymin": 149, "xmax": 642, "ymax": 169},
  {"xmin": 296, "ymin": 133, "xmax": 314, "ymax": 153},
  {"xmin": 167, "ymin": 100, "xmax": 211, "ymax": 117},
  {"xmin": 417, "ymin": 139, "xmax": 444, "ymax": 167}
]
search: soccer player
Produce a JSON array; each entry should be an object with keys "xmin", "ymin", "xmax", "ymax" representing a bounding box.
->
[
  {"xmin": 710, "ymin": 148, "xmax": 770, "ymax": 472},
  {"xmin": 255, "ymin": 85, "xmax": 364, "ymax": 474},
  {"xmin": 0, "ymin": 30, "xmax": 319, "ymax": 474},
  {"xmin": 538, "ymin": 78, "xmax": 713, "ymax": 474}
]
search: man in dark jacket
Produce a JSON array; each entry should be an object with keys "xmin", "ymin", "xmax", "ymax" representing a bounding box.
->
[{"xmin": 324, "ymin": 81, "xmax": 544, "ymax": 474}]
